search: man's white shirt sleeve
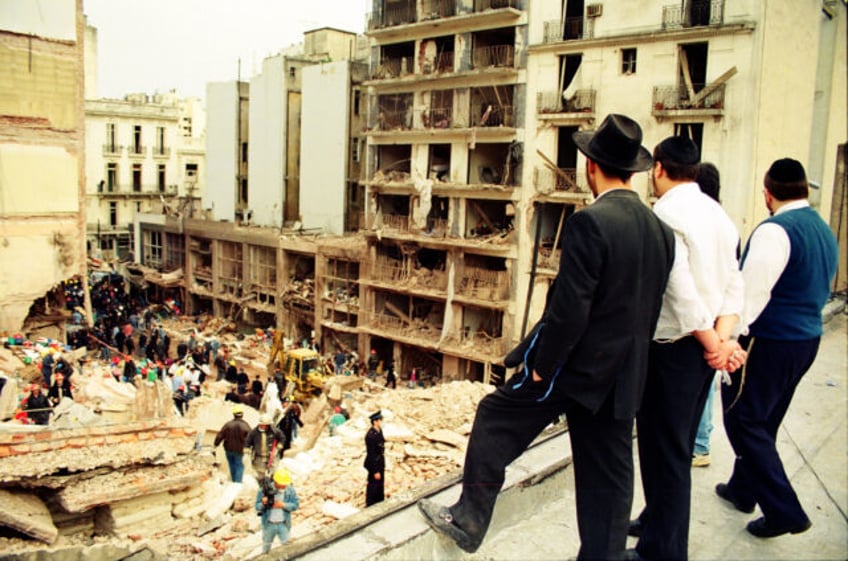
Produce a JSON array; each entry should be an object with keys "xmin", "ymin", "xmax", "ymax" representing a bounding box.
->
[{"xmin": 740, "ymin": 223, "xmax": 790, "ymax": 333}]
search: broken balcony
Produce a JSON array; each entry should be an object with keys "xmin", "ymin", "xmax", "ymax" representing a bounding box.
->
[
  {"xmin": 371, "ymin": 55, "xmax": 414, "ymax": 79},
  {"xmin": 373, "ymin": 94, "xmax": 414, "ymax": 131},
  {"xmin": 372, "ymin": 247, "xmax": 449, "ymax": 293},
  {"xmin": 467, "ymin": 142, "xmax": 522, "ymax": 188},
  {"xmin": 456, "ymin": 259, "xmax": 510, "ymax": 302},
  {"xmin": 367, "ymin": 0, "xmax": 417, "ymax": 30},
  {"xmin": 534, "ymin": 166, "xmax": 587, "ymax": 194},
  {"xmin": 536, "ymin": 89, "xmax": 596, "ymax": 115},
  {"xmin": 471, "ymin": 44, "xmax": 515, "ymax": 69},
  {"xmin": 421, "ymin": 0, "xmax": 457, "ymax": 20},
  {"xmin": 369, "ymin": 145, "xmax": 412, "ymax": 185},
  {"xmin": 662, "ymin": 0, "xmax": 724, "ymax": 29},
  {"xmin": 366, "ymin": 295, "xmax": 445, "ymax": 347},
  {"xmin": 443, "ymin": 306, "xmax": 506, "ymax": 358},
  {"xmin": 651, "ymin": 82, "xmax": 726, "ymax": 118}
]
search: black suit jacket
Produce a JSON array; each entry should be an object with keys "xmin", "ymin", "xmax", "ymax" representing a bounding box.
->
[{"xmin": 531, "ymin": 189, "xmax": 674, "ymax": 419}]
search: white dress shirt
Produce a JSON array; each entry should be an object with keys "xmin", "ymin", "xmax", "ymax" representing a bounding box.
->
[
  {"xmin": 653, "ymin": 182, "xmax": 744, "ymax": 340},
  {"xmin": 738, "ymin": 199, "xmax": 808, "ymax": 333}
]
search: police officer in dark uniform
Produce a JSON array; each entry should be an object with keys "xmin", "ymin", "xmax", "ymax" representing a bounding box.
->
[{"xmin": 364, "ymin": 410, "xmax": 385, "ymax": 506}]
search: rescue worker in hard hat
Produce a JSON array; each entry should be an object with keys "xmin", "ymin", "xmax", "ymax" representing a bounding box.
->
[
  {"xmin": 246, "ymin": 413, "xmax": 286, "ymax": 477},
  {"xmin": 255, "ymin": 467, "xmax": 299, "ymax": 553},
  {"xmin": 213, "ymin": 404, "xmax": 251, "ymax": 482}
]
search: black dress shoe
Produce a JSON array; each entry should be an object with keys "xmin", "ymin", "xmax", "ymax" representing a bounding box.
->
[
  {"xmin": 715, "ymin": 483, "xmax": 755, "ymax": 514},
  {"xmin": 418, "ymin": 498, "xmax": 482, "ymax": 553},
  {"xmin": 627, "ymin": 518, "xmax": 643, "ymax": 538},
  {"xmin": 746, "ymin": 516, "xmax": 812, "ymax": 538}
]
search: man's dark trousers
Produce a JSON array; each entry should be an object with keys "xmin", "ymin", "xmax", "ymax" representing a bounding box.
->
[
  {"xmin": 721, "ymin": 335, "xmax": 818, "ymax": 528},
  {"xmin": 451, "ymin": 374, "xmax": 635, "ymax": 560},
  {"xmin": 636, "ymin": 337, "xmax": 714, "ymax": 560}
]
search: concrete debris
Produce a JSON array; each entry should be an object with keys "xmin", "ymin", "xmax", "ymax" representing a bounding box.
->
[
  {"xmin": 321, "ymin": 500, "xmax": 359, "ymax": 520},
  {"xmin": 0, "ymin": 488, "xmax": 58, "ymax": 544},
  {"xmin": 0, "ymin": 308, "xmax": 494, "ymax": 559}
]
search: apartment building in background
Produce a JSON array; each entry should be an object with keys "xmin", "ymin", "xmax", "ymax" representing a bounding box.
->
[
  {"xmin": 0, "ymin": 0, "xmax": 88, "ymax": 332},
  {"xmin": 134, "ymin": 0, "xmax": 846, "ymax": 384},
  {"xmin": 85, "ymin": 91, "xmax": 206, "ymax": 260}
]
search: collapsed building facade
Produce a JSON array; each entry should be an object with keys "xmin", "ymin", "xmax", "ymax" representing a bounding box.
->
[{"xmin": 132, "ymin": 0, "xmax": 846, "ymax": 387}]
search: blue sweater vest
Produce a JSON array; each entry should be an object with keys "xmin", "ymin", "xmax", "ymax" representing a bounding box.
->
[{"xmin": 742, "ymin": 207, "xmax": 838, "ymax": 340}]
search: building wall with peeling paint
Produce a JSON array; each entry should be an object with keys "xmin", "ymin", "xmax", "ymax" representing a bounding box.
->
[{"xmin": 0, "ymin": 0, "xmax": 86, "ymax": 332}]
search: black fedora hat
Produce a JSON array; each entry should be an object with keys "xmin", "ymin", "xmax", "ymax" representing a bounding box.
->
[{"xmin": 572, "ymin": 114, "xmax": 653, "ymax": 172}]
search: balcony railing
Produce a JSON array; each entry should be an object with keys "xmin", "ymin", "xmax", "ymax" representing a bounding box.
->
[
  {"xmin": 474, "ymin": 0, "xmax": 521, "ymax": 11},
  {"xmin": 128, "ymin": 145, "xmax": 147, "ymax": 157},
  {"xmin": 102, "ymin": 144, "xmax": 122, "ymax": 156},
  {"xmin": 422, "ymin": 51, "xmax": 455, "ymax": 75},
  {"xmin": 363, "ymin": 311, "xmax": 442, "ymax": 344},
  {"xmin": 543, "ymin": 16, "xmax": 586, "ymax": 42},
  {"xmin": 457, "ymin": 266, "xmax": 510, "ymax": 300},
  {"xmin": 473, "ymin": 104, "xmax": 514, "ymax": 127},
  {"xmin": 151, "ymin": 145, "xmax": 170, "ymax": 158},
  {"xmin": 443, "ymin": 329, "xmax": 506, "ymax": 356},
  {"xmin": 421, "ymin": 0, "xmax": 457, "ymax": 20},
  {"xmin": 374, "ymin": 107, "xmax": 414, "ymax": 131},
  {"xmin": 537, "ymin": 89, "xmax": 596, "ymax": 114},
  {"xmin": 652, "ymin": 83, "xmax": 726, "ymax": 112},
  {"xmin": 534, "ymin": 166, "xmax": 586, "ymax": 193},
  {"xmin": 421, "ymin": 106, "xmax": 453, "ymax": 129},
  {"xmin": 471, "ymin": 44, "xmax": 515, "ymax": 68},
  {"xmin": 379, "ymin": 213, "xmax": 410, "ymax": 232},
  {"xmin": 367, "ymin": 0, "xmax": 417, "ymax": 30},
  {"xmin": 371, "ymin": 56, "xmax": 414, "ymax": 79},
  {"xmin": 662, "ymin": 0, "xmax": 724, "ymax": 29}
]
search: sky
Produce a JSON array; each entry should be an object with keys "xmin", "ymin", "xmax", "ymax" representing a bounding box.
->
[{"xmin": 84, "ymin": 0, "xmax": 370, "ymax": 100}]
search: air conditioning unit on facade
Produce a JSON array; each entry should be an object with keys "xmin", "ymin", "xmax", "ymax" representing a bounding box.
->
[{"xmin": 587, "ymin": 3, "xmax": 603, "ymax": 17}]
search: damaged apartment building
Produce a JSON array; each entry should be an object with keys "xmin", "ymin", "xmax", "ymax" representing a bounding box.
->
[{"xmin": 134, "ymin": 1, "xmax": 846, "ymax": 385}]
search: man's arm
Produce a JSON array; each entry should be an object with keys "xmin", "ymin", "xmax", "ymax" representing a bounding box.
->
[
  {"xmin": 740, "ymin": 224, "xmax": 790, "ymax": 331},
  {"xmin": 532, "ymin": 211, "xmax": 603, "ymax": 381}
]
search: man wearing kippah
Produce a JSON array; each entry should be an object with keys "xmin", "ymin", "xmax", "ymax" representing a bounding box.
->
[
  {"xmin": 716, "ymin": 158, "xmax": 838, "ymax": 538},
  {"xmin": 631, "ymin": 136, "xmax": 745, "ymax": 561}
]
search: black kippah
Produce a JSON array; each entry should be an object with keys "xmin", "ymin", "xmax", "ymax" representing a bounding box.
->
[
  {"xmin": 766, "ymin": 158, "xmax": 806, "ymax": 184},
  {"xmin": 658, "ymin": 136, "xmax": 699, "ymax": 165}
]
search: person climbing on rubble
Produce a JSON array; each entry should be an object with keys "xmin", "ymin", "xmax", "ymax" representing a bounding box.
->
[
  {"xmin": 251, "ymin": 373, "xmax": 264, "ymax": 397},
  {"xmin": 385, "ymin": 362, "xmax": 397, "ymax": 389},
  {"xmin": 278, "ymin": 398, "xmax": 304, "ymax": 451},
  {"xmin": 40, "ymin": 348, "xmax": 54, "ymax": 386},
  {"xmin": 23, "ymin": 384, "xmax": 51, "ymax": 425},
  {"xmin": 173, "ymin": 385, "xmax": 189, "ymax": 416},
  {"xmin": 236, "ymin": 367, "xmax": 250, "ymax": 395},
  {"xmin": 367, "ymin": 349, "xmax": 379, "ymax": 379},
  {"xmin": 47, "ymin": 372, "xmax": 73, "ymax": 406},
  {"xmin": 329, "ymin": 406, "xmax": 347, "ymax": 436},
  {"xmin": 256, "ymin": 466, "xmax": 299, "ymax": 553},
  {"xmin": 214, "ymin": 404, "xmax": 252, "ymax": 483},
  {"xmin": 246, "ymin": 414, "xmax": 286, "ymax": 477}
]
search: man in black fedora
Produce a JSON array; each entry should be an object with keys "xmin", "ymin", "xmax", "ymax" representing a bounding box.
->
[{"xmin": 418, "ymin": 114, "xmax": 675, "ymax": 559}]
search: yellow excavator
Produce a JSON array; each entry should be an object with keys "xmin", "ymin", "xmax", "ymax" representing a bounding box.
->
[{"xmin": 267, "ymin": 332, "xmax": 333, "ymax": 402}]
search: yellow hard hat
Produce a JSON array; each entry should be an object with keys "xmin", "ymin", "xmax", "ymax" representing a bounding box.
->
[
  {"xmin": 273, "ymin": 467, "xmax": 292, "ymax": 485},
  {"xmin": 232, "ymin": 404, "xmax": 244, "ymax": 416}
]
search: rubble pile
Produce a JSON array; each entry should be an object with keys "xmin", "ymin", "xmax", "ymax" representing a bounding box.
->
[{"xmin": 0, "ymin": 325, "xmax": 494, "ymax": 559}]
